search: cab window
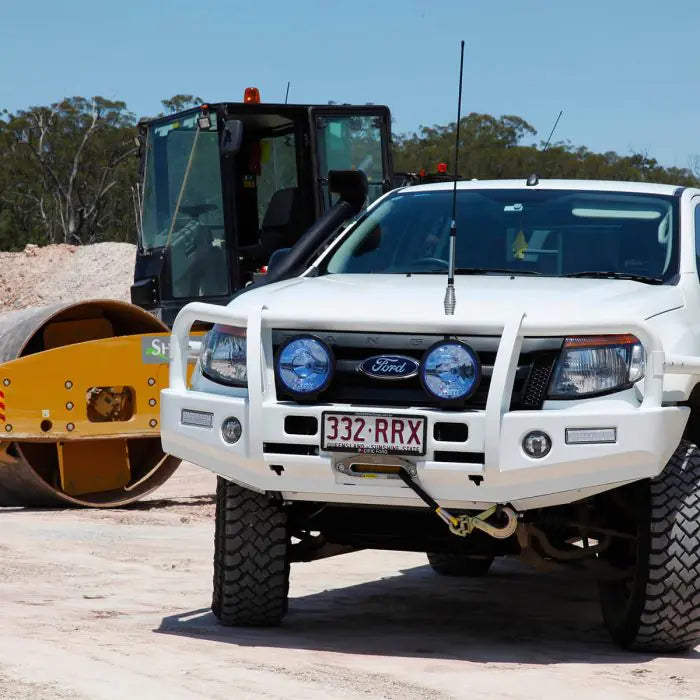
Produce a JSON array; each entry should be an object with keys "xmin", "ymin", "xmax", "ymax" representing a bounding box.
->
[
  {"xmin": 140, "ymin": 112, "xmax": 229, "ymax": 298},
  {"xmin": 315, "ymin": 115, "xmax": 385, "ymax": 206}
]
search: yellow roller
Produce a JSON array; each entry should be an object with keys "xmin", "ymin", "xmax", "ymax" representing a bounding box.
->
[{"xmin": 0, "ymin": 300, "xmax": 181, "ymax": 507}]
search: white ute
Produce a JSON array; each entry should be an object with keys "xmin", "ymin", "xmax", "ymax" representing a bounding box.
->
[{"xmin": 162, "ymin": 177, "xmax": 700, "ymax": 652}]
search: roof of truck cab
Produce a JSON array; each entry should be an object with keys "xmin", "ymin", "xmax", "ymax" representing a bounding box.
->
[{"xmin": 401, "ymin": 179, "xmax": 688, "ymax": 197}]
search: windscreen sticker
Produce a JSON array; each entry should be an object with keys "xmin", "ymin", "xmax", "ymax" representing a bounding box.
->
[{"xmin": 512, "ymin": 230, "xmax": 529, "ymax": 260}]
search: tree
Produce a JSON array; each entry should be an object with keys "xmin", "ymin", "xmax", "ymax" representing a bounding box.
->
[
  {"xmin": 160, "ymin": 95, "xmax": 203, "ymax": 114},
  {"xmin": 1, "ymin": 96, "xmax": 698, "ymax": 252},
  {"xmin": 392, "ymin": 113, "xmax": 700, "ymax": 187},
  {"xmin": 0, "ymin": 97, "xmax": 138, "ymax": 246}
]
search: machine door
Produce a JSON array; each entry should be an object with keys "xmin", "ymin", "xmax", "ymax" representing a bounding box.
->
[
  {"xmin": 139, "ymin": 110, "xmax": 230, "ymax": 301},
  {"xmin": 309, "ymin": 107, "xmax": 393, "ymax": 214}
]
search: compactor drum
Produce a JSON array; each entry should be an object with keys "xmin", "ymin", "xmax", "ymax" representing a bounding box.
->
[{"xmin": 0, "ymin": 300, "xmax": 179, "ymax": 506}]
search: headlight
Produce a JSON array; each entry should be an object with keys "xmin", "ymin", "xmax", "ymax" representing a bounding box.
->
[
  {"xmin": 548, "ymin": 334, "xmax": 645, "ymax": 398},
  {"xmin": 276, "ymin": 335, "xmax": 334, "ymax": 396},
  {"xmin": 420, "ymin": 340, "xmax": 480, "ymax": 401},
  {"xmin": 200, "ymin": 325, "xmax": 247, "ymax": 386}
]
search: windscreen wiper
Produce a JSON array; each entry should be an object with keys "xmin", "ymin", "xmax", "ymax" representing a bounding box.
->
[
  {"xmin": 565, "ymin": 271, "xmax": 664, "ymax": 284},
  {"xmin": 409, "ymin": 267, "xmax": 542, "ymax": 276},
  {"xmin": 454, "ymin": 267, "xmax": 542, "ymax": 276}
]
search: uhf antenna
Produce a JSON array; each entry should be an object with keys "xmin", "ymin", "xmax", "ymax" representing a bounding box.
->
[
  {"xmin": 284, "ymin": 81, "xmax": 291, "ymax": 104},
  {"xmin": 444, "ymin": 40, "xmax": 465, "ymax": 316},
  {"xmin": 542, "ymin": 109, "xmax": 563, "ymax": 153}
]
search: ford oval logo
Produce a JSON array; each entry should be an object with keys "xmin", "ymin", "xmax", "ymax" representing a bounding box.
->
[{"xmin": 359, "ymin": 355, "xmax": 419, "ymax": 380}]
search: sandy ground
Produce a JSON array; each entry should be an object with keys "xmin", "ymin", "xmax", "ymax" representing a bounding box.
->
[
  {"xmin": 0, "ymin": 242, "xmax": 134, "ymax": 312},
  {"xmin": 0, "ymin": 464, "xmax": 697, "ymax": 699}
]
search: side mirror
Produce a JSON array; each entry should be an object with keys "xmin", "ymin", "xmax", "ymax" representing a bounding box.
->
[
  {"xmin": 220, "ymin": 119, "xmax": 243, "ymax": 155},
  {"xmin": 267, "ymin": 247, "xmax": 291, "ymax": 274}
]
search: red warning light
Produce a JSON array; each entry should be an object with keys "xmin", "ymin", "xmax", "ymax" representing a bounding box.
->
[
  {"xmin": 244, "ymin": 87, "xmax": 261, "ymax": 104},
  {"xmin": 437, "ymin": 162, "xmax": 448, "ymax": 174}
]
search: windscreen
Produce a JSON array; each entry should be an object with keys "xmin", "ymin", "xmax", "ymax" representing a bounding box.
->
[
  {"xmin": 139, "ymin": 112, "xmax": 229, "ymax": 298},
  {"xmin": 324, "ymin": 188, "xmax": 678, "ymax": 282}
]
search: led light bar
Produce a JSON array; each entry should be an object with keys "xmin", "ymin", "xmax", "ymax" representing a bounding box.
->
[
  {"xmin": 181, "ymin": 409, "xmax": 214, "ymax": 428},
  {"xmin": 565, "ymin": 428, "xmax": 617, "ymax": 445}
]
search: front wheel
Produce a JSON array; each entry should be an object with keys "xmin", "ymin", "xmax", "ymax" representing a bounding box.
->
[
  {"xmin": 598, "ymin": 440, "xmax": 700, "ymax": 652},
  {"xmin": 212, "ymin": 477, "xmax": 290, "ymax": 626}
]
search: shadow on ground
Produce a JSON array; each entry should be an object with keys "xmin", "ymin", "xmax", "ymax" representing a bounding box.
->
[
  {"xmin": 0, "ymin": 494, "xmax": 216, "ymax": 515},
  {"xmin": 156, "ymin": 558, "xmax": 699, "ymax": 665},
  {"xmin": 127, "ymin": 495, "xmax": 215, "ymax": 511}
]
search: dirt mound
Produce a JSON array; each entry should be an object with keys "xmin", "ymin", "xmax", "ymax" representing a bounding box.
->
[{"xmin": 0, "ymin": 242, "xmax": 136, "ymax": 312}]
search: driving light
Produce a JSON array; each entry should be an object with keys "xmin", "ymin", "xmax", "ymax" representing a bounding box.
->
[
  {"xmin": 549, "ymin": 334, "xmax": 644, "ymax": 398},
  {"xmin": 565, "ymin": 427, "xmax": 617, "ymax": 444},
  {"xmin": 181, "ymin": 409, "xmax": 213, "ymax": 428},
  {"xmin": 200, "ymin": 325, "xmax": 247, "ymax": 387},
  {"xmin": 420, "ymin": 340, "xmax": 480, "ymax": 401},
  {"xmin": 276, "ymin": 336, "xmax": 334, "ymax": 396},
  {"xmin": 522, "ymin": 431, "xmax": 551, "ymax": 458},
  {"xmin": 221, "ymin": 417, "xmax": 242, "ymax": 444}
]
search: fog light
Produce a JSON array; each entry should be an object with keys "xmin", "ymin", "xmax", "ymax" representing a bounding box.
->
[
  {"xmin": 522, "ymin": 430, "xmax": 551, "ymax": 458},
  {"xmin": 221, "ymin": 417, "xmax": 242, "ymax": 444}
]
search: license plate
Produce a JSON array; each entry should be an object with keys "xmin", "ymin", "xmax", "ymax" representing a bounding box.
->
[{"xmin": 322, "ymin": 412, "xmax": 426, "ymax": 456}]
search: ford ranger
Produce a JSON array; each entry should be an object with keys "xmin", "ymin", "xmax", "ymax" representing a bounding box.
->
[{"xmin": 161, "ymin": 175, "xmax": 700, "ymax": 652}]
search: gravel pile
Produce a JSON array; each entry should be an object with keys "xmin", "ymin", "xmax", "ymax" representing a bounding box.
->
[{"xmin": 0, "ymin": 242, "xmax": 136, "ymax": 312}]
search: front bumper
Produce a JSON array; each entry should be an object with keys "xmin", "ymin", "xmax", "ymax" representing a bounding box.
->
[{"xmin": 161, "ymin": 303, "xmax": 695, "ymax": 511}]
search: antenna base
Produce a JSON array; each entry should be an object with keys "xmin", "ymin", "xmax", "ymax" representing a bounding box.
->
[{"xmin": 444, "ymin": 284, "xmax": 456, "ymax": 316}]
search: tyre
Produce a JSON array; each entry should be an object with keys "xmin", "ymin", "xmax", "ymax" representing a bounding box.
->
[
  {"xmin": 426, "ymin": 552, "xmax": 494, "ymax": 577},
  {"xmin": 212, "ymin": 477, "xmax": 290, "ymax": 626},
  {"xmin": 599, "ymin": 440, "xmax": 700, "ymax": 652}
]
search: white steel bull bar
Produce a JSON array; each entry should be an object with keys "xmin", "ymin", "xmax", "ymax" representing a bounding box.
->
[{"xmin": 168, "ymin": 301, "xmax": 700, "ymax": 471}]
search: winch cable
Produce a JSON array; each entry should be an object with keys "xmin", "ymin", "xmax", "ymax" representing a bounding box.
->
[{"xmin": 397, "ymin": 468, "xmax": 518, "ymax": 539}]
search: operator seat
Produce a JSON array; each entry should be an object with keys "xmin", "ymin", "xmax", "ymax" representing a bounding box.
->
[
  {"xmin": 259, "ymin": 187, "xmax": 306, "ymax": 255},
  {"xmin": 239, "ymin": 187, "xmax": 306, "ymax": 269}
]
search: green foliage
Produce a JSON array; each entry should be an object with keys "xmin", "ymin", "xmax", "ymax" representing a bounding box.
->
[
  {"xmin": 0, "ymin": 98, "xmax": 697, "ymax": 252},
  {"xmin": 393, "ymin": 112, "xmax": 700, "ymax": 186},
  {"xmin": 0, "ymin": 96, "xmax": 138, "ymax": 247},
  {"xmin": 160, "ymin": 95, "xmax": 203, "ymax": 115}
]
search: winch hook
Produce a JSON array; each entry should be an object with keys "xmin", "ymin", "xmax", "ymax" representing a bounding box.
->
[{"xmin": 397, "ymin": 468, "xmax": 518, "ymax": 539}]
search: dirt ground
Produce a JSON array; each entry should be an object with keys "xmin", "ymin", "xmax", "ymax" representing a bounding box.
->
[
  {"xmin": 0, "ymin": 463, "xmax": 697, "ymax": 699},
  {"xmin": 0, "ymin": 242, "xmax": 134, "ymax": 312}
]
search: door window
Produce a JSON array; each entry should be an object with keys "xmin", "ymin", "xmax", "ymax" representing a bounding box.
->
[
  {"xmin": 140, "ymin": 112, "xmax": 229, "ymax": 298},
  {"xmin": 256, "ymin": 133, "xmax": 298, "ymax": 224},
  {"xmin": 315, "ymin": 114, "xmax": 386, "ymax": 207}
]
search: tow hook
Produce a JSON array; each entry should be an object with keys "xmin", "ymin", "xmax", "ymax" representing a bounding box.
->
[{"xmin": 397, "ymin": 468, "xmax": 518, "ymax": 539}]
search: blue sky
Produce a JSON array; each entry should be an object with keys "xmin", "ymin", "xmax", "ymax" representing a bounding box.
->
[{"xmin": 1, "ymin": 0, "xmax": 698, "ymax": 168}]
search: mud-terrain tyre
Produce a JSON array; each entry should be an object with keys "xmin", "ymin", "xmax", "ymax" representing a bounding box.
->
[
  {"xmin": 599, "ymin": 440, "xmax": 700, "ymax": 652},
  {"xmin": 426, "ymin": 552, "xmax": 494, "ymax": 577},
  {"xmin": 212, "ymin": 477, "xmax": 290, "ymax": 626}
]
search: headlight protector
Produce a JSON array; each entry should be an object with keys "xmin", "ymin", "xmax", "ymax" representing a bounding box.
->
[
  {"xmin": 276, "ymin": 335, "xmax": 334, "ymax": 397},
  {"xmin": 420, "ymin": 340, "xmax": 480, "ymax": 401},
  {"xmin": 200, "ymin": 324, "xmax": 247, "ymax": 387},
  {"xmin": 548, "ymin": 334, "xmax": 645, "ymax": 398}
]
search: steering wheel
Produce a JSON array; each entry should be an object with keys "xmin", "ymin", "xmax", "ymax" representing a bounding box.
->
[{"xmin": 410, "ymin": 257, "xmax": 449, "ymax": 270}]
